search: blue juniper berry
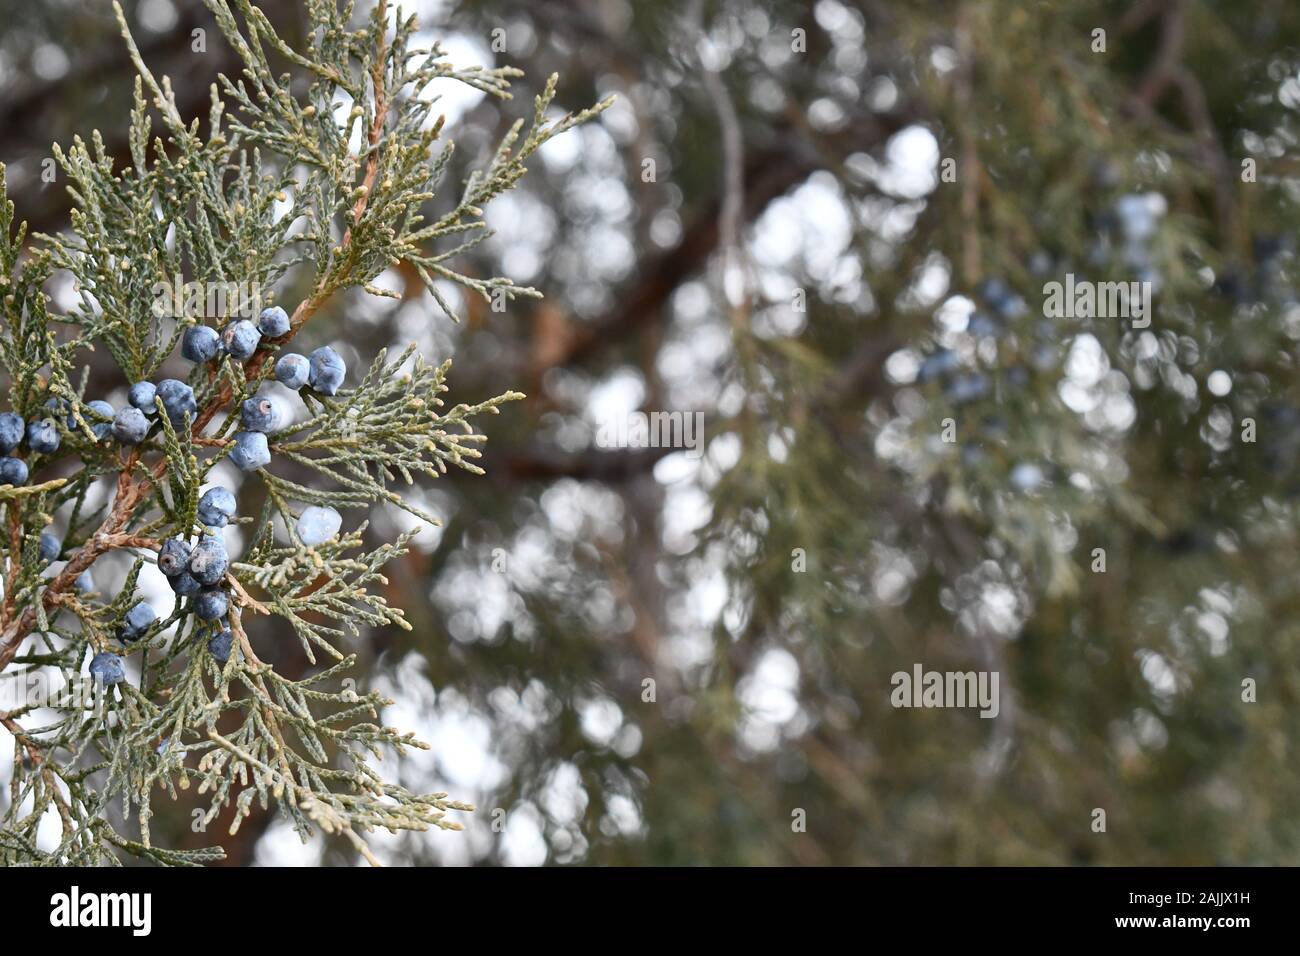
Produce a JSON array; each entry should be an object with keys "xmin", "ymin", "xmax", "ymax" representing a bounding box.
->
[
  {"xmin": 157, "ymin": 537, "xmax": 192, "ymax": 577},
  {"xmin": 0, "ymin": 457, "xmax": 27, "ymax": 486},
  {"xmin": 197, "ymin": 487, "xmax": 238, "ymax": 527},
  {"xmin": 75, "ymin": 570, "xmax": 95, "ymax": 593},
  {"xmin": 0, "ymin": 411, "xmax": 23, "ymax": 452},
  {"xmin": 169, "ymin": 569, "xmax": 202, "ymax": 597},
  {"xmin": 229, "ymin": 430, "xmax": 270, "ymax": 471},
  {"xmin": 241, "ymin": 395, "xmax": 280, "ymax": 433},
  {"xmin": 208, "ymin": 627, "xmax": 234, "ymax": 663},
  {"xmin": 257, "ymin": 305, "xmax": 291, "ymax": 338},
  {"xmin": 223, "ymin": 319, "xmax": 261, "ymax": 360},
  {"xmin": 39, "ymin": 530, "xmax": 60, "ymax": 562},
  {"xmin": 112, "ymin": 406, "xmax": 150, "ymax": 444},
  {"xmin": 275, "ymin": 353, "xmax": 311, "ymax": 390},
  {"xmin": 297, "ymin": 505, "xmax": 343, "ymax": 546},
  {"xmin": 194, "ymin": 588, "xmax": 229, "ymax": 621},
  {"xmin": 182, "ymin": 325, "xmax": 222, "ymax": 363},
  {"xmin": 189, "ymin": 533, "xmax": 229, "ymax": 586},
  {"xmin": 156, "ymin": 379, "xmax": 197, "ymax": 429},
  {"xmin": 89, "ymin": 651, "xmax": 127, "ymax": 686},
  {"xmin": 26, "ymin": 418, "xmax": 60, "ymax": 454},
  {"xmin": 84, "ymin": 400, "xmax": 115, "ymax": 441},
  {"xmin": 129, "ymin": 381, "xmax": 158, "ymax": 416},
  {"xmin": 308, "ymin": 346, "xmax": 345, "ymax": 395},
  {"xmin": 119, "ymin": 601, "xmax": 158, "ymax": 642}
]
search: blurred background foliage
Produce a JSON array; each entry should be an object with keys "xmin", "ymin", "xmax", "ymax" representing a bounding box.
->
[{"xmin": 3, "ymin": 0, "xmax": 1300, "ymax": 865}]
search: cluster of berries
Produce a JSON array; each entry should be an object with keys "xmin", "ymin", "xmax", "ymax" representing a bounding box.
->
[
  {"xmin": 184, "ymin": 306, "xmax": 346, "ymax": 472},
  {"xmin": 87, "ymin": 487, "xmax": 241, "ymax": 687},
  {"xmin": 19, "ymin": 303, "xmax": 351, "ymax": 686},
  {"xmin": 86, "ymin": 488, "xmax": 341, "ymax": 686},
  {"xmin": 0, "ymin": 305, "xmax": 349, "ymax": 489},
  {"xmin": 10, "ymin": 303, "xmax": 351, "ymax": 686}
]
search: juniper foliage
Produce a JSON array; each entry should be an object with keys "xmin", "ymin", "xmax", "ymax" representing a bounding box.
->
[{"xmin": 0, "ymin": 0, "xmax": 606, "ymax": 866}]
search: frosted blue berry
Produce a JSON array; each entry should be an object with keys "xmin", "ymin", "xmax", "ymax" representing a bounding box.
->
[
  {"xmin": 197, "ymin": 487, "xmax": 237, "ymax": 527},
  {"xmin": 229, "ymin": 430, "xmax": 270, "ymax": 471},
  {"xmin": 85, "ymin": 400, "xmax": 115, "ymax": 441},
  {"xmin": 26, "ymin": 418, "xmax": 60, "ymax": 454},
  {"xmin": 194, "ymin": 588, "xmax": 229, "ymax": 621},
  {"xmin": 0, "ymin": 457, "xmax": 28, "ymax": 486},
  {"xmin": 308, "ymin": 346, "xmax": 345, "ymax": 395},
  {"xmin": 39, "ymin": 530, "xmax": 60, "ymax": 562},
  {"xmin": 0, "ymin": 412, "xmax": 23, "ymax": 452},
  {"xmin": 275, "ymin": 353, "xmax": 310, "ymax": 390},
  {"xmin": 89, "ymin": 652, "xmax": 126, "ymax": 686},
  {"xmin": 1010, "ymin": 462, "xmax": 1046, "ymax": 491},
  {"xmin": 112, "ymin": 406, "xmax": 150, "ymax": 444},
  {"xmin": 129, "ymin": 381, "xmax": 158, "ymax": 416},
  {"xmin": 240, "ymin": 395, "xmax": 280, "ymax": 433},
  {"xmin": 170, "ymin": 569, "xmax": 201, "ymax": 597},
  {"xmin": 208, "ymin": 628, "xmax": 234, "ymax": 663},
  {"xmin": 223, "ymin": 319, "xmax": 261, "ymax": 360},
  {"xmin": 76, "ymin": 570, "xmax": 95, "ymax": 593},
  {"xmin": 119, "ymin": 601, "xmax": 158, "ymax": 642},
  {"xmin": 182, "ymin": 324, "xmax": 222, "ymax": 363},
  {"xmin": 158, "ymin": 537, "xmax": 191, "ymax": 577},
  {"xmin": 157, "ymin": 379, "xmax": 197, "ymax": 430},
  {"xmin": 189, "ymin": 533, "xmax": 229, "ymax": 586},
  {"xmin": 297, "ymin": 505, "xmax": 342, "ymax": 546},
  {"xmin": 257, "ymin": 305, "xmax": 291, "ymax": 338}
]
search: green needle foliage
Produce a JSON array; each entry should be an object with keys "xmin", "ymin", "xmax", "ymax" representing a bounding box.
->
[{"xmin": 0, "ymin": 0, "xmax": 607, "ymax": 866}]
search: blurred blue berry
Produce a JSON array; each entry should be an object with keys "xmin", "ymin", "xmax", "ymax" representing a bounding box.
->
[
  {"xmin": 129, "ymin": 381, "xmax": 158, "ymax": 416},
  {"xmin": 189, "ymin": 533, "xmax": 229, "ymax": 586},
  {"xmin": 157, "ymin": 379, "xmax": 197, "ymax": 430},
  {"xmin": 76, "ymin": 570, "xmax": 95, "ymax": 593},
  {"xmin": 241, "ymin": 396, "xmax": 280, "ymax": 433},
  {"xmin": 158, "ymin": 537, "xmax": 191, "ymax": 577},
  {"xmin": 258, "ymin": 305, "xmax": 291, "ymax": 338},
  {"xmin": 89, "ymin": 652, "xmax": 126, "ymax": 686},
  {"xmin": 275, "ymin": 353, "xmax": 310, "ymax": 390},
  {"xmin": 0, "ymin": 412, "xmax": 23, "ymax": 452},
  {"xmin": 119, "ymin": 601, "xmax": 158, "ymax": 642},
  {"xmin": 297, "ymin": 505, "xmax": 342, "ymax": 546},
  {"xmin": 39, "ymin": 530, "xmax": 60, "ymax": 562},
  {"xmin": 308, "ymin": 346, "xmax": 345, "ymax": 395},
  {"xmin": 0, "ymin": 457, "xmax": 28, "ymax": 486},
  {"xmin": 197, "ymin": 487, "xmax": 237, "ymax": 527},
  {"xmin": 229, "ymin": 431, "xmax": 270, "ymax": 471},
  {"xmin": 112, "ymin": 406, "xmax": 150, "ymax": 444},
  {"xmin": 182, "ymin": 325, "xmax": 222, "ymax": 363},
  {"xmin": 223, "ymin": 319, "xmax": 261, "ymax": 360},
  {"xmin": 26, "ymin": 418, "xmax": 60, "ymax": 454},
  {"xmin": 208, "ymin": 628, "xmax": 234, "ymax": 663},
  {"xmin": 194, "ymin": 588, "xmax": 229, "ymax": 621},
  {"xmin": 1010, "ymin": 462, "xmax": 1046, "ymax": 491},
  {"xmin": 967, "ymin": 312, "xmax": 1002, "ymax": 339}
]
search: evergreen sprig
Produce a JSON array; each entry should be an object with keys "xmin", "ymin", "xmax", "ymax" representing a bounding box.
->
[{"xmin": 0, "ymin": 0, "xmax": 606, "ymax": 865}]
